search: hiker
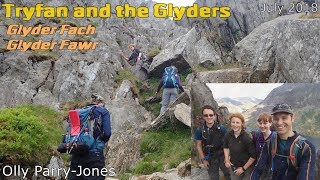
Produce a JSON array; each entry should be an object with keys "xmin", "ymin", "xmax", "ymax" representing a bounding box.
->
[
  {"xmin": 195, "ymin": 105, "xmax": 231, "ymax": 180},
  {"xmin": 251, "ymin": 113, "xmax": 274, "ymax": 179},
  {"xmin": 67, "ymin": 94, "xmax": 111, "ymax": 180},
  {"xmin": 91, "ymin": 93, "xmax": 105, "ymax": 107},
  {"xmin": 252, "ymin": 113, "xmax": 274, "ymax": 156},
  {"xmin": 250, "ymin": 103, "xmax": 316, "ymax": 180},
  {"xmin": 122, "ymin": 44, "xmax": 144, "ymax": 73},
  {"xmin": 223, "ymin": 113, "xmax": 257, "ymax": 180},
  {"xmin": 155, "ymin": 66, "xmax": 184, "ymax": 114}
]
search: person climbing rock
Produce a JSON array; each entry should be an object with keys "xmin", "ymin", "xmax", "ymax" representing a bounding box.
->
[{"xmin": 155, "ymin": 66, "xmax": 184, "ymax": 114}]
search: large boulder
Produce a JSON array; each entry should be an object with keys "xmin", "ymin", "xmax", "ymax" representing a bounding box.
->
[
  {"xmin": 148, "ymin": 28, "xmax": 223, "ymax": 77},
  {"xmin": 150, "ymin": 91, "xmax": 191, "ymax": 129},
  {"xmin": 174, "ymin": 103, "xmax": 191, "ymax": 127},
  {"xmin": 197, "ymin": 68, "xmax": 251, "ymax": 83},
  {"xmin": 233, "ymin": 13, "xmax": 320, "ymax": 82},
  {"xmin": 176, "ymin": 0, "xmax": 302, "ymax": 56},
  {"xmin": 105, "ymin": 98, "xmax": 153, "ymax": 173}
]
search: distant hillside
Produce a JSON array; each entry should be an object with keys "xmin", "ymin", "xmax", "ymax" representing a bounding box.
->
[
  {"xmin": 217, "ymin": 97, "xmax": 262, "ymax": 113},
  {"xmin": 245, "ymin": 84, "xmax": 320, "ymax": 137}
]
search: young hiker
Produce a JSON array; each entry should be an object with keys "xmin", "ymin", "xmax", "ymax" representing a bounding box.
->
[
  {"xmin": 122, "ymin": 44, "xmax": 144, "ymax": 74},
  {"xmin": 224, "ymin": 113, "xmax": 257, "ymax": 180},
  {"xmin": 155, "ymin": 66, "xmax": 184, "ymax": 114},
  {"xmin": 251, "ymin": 113, "xmax": 274, "ymax": 179},
  {"xmin": 250, "ymin": 103, "xmax": 316, "ymax": 180},
  {"xmin": 67, "ymin": 94, "xmax": 111, "ymax": 180},
  {"xmin": 195, "ymin": 105, "xmax": 231, "ymax": 180}
]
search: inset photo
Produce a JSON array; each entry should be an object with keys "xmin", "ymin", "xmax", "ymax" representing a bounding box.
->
[{"xmin": 192, "ymin": 83, "xmax": 320, "ymax": 180}]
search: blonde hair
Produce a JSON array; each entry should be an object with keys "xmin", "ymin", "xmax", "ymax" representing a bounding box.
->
[{"xmin": 128, "ymin": 44, "xmax": 135, "ymax": 48}]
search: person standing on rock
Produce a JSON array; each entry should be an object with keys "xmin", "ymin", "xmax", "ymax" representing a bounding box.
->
[
  {"xmin": 68, "ymin": 94, "xmax": 112, "ymax": 180},
  {"xmin": 195, "ymin": 105, "xmax": 231, "ymax": 180},
  {"xmin": 224, "ymin": 113, "xmax": 257, "ymax": 180},
  {"xmin": 122, "ymin": 44, "xmax": 144, "ymax": 74},
  {"xmin": 156, "ymin": 66, "xmax": 184, "ymax": 114},
  {"xmin": 250, "ymin": 103, "xmax": 316, "ymax": 180}
]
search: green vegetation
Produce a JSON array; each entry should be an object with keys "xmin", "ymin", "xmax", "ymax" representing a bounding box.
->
[
  {"xmin": 146, "ymin": 47, "xmax": 161, "ymax": 58},
  {"xmin": 130, "ymin": 125, "xmax": 191, "ymax": 175},
  {"xmin": 138, "ymin": 77, "xmax": 162, "ymax": 117},
  {"xmin": 0, "ymin": 105, "xmax": 63, "ymax": 166},
  {"xmin": 115, "ymin": 69, "xmax": 138, "ymax": 85},
  {"xmin": 295, "ymin": 109, "xmax": 320, "ymax": 137}
]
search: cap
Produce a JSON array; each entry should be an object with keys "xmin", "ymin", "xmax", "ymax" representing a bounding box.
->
[{"xmin": 271, "ymin": 103, "xmax": 293, "ymax": 115}]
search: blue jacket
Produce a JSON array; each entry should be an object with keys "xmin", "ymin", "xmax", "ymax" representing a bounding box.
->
[
  {"xmin": 250, "ymin": 132, "xmax": 316, "ymax": 180},
  {"xmin": 90, "ymin": 105, "xmax": 111, "ymax": 152}
]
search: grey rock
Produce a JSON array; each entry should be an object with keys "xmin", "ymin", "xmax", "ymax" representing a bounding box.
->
[
  {"xmin": 148, "ymin": 28, "xmax": 222, "ymax": 77},
  {"xmin": 196, "ymin": 68, "xmax": 251, "ymax": 83},
  {"xmin": 114, "ymin": 80, "xmax": 133, "ymax": 100},
  {"xmin": 233, "ymin": 14, "xmax": 320, "ymax": 82},
  {"xmin": 130, "ymin": 168, "xmax": 192, "ymax": 180},
  {"xmin": 177, "ymin": 158, "xmax": 191, "ymax": 177},
  {"xmin": 177, "ymin": 0, "xmax": 302, "ymax": 57},
  {"xmin": 46, "ymin": 156, "xmax": 65, "ymax": 180},
  {"xmin": 174, "ymin": 103, "xmax": 191, "ymax": 127},
  {"xmin": 150, "ymin": 91, "xmax": 191, "ymax": 130}
]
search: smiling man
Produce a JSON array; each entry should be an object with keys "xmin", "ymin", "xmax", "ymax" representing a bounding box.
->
[
  {"xmin": 251, "ymin": 103, "xmax": 316, "ymax": 180},
  {"xmin": 195, "ymin": 105, "xmax": 231, "ymax": 180}
]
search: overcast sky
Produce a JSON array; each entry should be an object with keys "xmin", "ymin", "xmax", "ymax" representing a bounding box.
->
[
  {"xmin": 207, "ymin": 83, "xmax": 283, "ymax": 100},
  {"xmin": 154, "ymin": 0, "xmax": 196, "ymax": 6}
]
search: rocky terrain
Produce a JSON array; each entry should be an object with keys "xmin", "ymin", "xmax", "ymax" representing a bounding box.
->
[{"xmin": 1, "ymin": 0, "xmax": 320, "ymax": 179}]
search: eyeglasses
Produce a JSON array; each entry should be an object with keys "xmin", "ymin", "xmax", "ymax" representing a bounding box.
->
[{"xmin": 203, "ymin": 114, "xmax": 214, "ymax": 117}]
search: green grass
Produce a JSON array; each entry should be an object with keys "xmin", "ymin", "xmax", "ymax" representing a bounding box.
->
[
  {"xmin": 115, "ymin": 69, "xmax": 138, "ymax": 85},
  {"xmin": 0, "ymin": 105, "xmax": 64, "ymax": 166},
  {"xmin": 130, "ymin": 125, "xmax": 191, "ymax": 175},
  {"xmin": 146, "ymin": 48, "xmax": 161, "ymax": 58}
]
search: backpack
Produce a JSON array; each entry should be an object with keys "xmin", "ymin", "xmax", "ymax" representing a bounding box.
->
[
  {"xmin": 162, "ymin": 66, "xmax": 178, "ymax": 88},
  {"xmin": 57, "ymin": 105, "xmax": 103, "ymax": 154},
  {"xmin": 201, "ymin": 122, "xmax": 224, "ymax": 160},
  {"xmin": 268, "ymin": 133, "xmax": 309, "ymax": 171}
]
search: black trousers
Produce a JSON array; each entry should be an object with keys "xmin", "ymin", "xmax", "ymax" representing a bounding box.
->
[
  {"xmin": 208, "ymin": 156, "xmax": 231, "ymax": 180},
  {"xmin": 68, "ymin": 151, "xmax": 105, "ymax": 180}
]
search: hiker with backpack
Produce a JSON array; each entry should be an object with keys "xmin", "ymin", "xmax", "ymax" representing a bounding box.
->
[
  {"xmin": 223, "ymin": 113, "xmax": 257, "ymax": 180},
  {"xmin": 155, "ymin": 66, "xmax": 184, "ymax": 114},
  {"xmin": 57, "ymin": 94, "xmax": 111, "ymax": 180},
  {"xmin": 251, "ymin": 113, "xmax": 274, "ymax": 179},
  {"xmin": 250, "ymin": 103, "xmax": 316, "ymax": 180},
  {"xmin": 195, "ymin": 105, "xmax": 231, "ymax": 180}
]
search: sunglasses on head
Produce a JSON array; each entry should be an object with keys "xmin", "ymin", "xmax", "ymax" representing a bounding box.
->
[{"xmin": 203, "ymin": 114, "xmax": 214, "ymax": 117}]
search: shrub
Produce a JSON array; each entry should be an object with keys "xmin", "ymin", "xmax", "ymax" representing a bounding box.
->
[{"xmin": 0, "ymin": 105, "xmax": 63, "ymax": 166}]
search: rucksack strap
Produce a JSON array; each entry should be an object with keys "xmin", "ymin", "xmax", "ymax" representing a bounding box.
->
[{"xmin": 270, "ymin": 134, "xmax": 306, "ymax": 172}]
